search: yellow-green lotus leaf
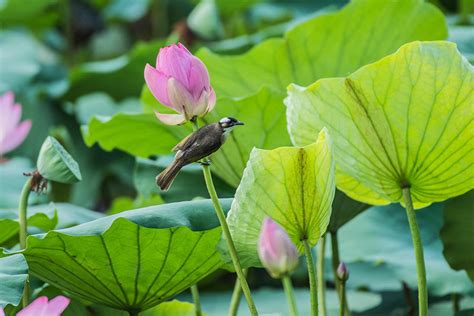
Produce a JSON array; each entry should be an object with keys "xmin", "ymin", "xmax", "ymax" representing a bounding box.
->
[
  {"xmin": 226, "ymin": 129, "xmax": 335, "ymax": 268},
  {"xmin": 285, "ymin": 41, "xmax": 473, "ymax": 208}
]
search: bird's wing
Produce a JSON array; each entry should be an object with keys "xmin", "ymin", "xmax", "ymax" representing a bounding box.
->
[{"xmin": 172, "ymin": 133, "xmax": 195, "ymax": 152}]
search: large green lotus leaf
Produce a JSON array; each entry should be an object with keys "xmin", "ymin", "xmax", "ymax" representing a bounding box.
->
[
  {"xmin": 0, "ymin": 203, "xmax": 102, "ymax": 247},
  {"xmin": 440, "ymin": 190, "xmax": 474, "ymax": 281},
  {"xmin": 197, "ymin": 0, "xmax": 447, "ymax": 98},
  {"xmin": 23, "ymin": 199, "xmax": 232, "ymax": 313},
  {"xmin": 86, "ymin": 87, "xmax": 291, "ymax": 187},
  {"xmin": 336, "ymin": 202, "xmax": 473, "ymax": 296},
  {"xmin": 64, "ymin": 40, "xmax": 164, "ymax": 101},
  {"xmin": 286, "ymin": 41, "xmax": 473, "ymax": 208},
  {"xmin": 0, "ymin": 254, "xmax": 28, "ymax": 308},
  {"xmin": 327, "ymin": 190, "xmax": 370, "ymax": 233},
  {"xmin": 226, "ymin": 129, "xmax": 335, "ymax": 267}
]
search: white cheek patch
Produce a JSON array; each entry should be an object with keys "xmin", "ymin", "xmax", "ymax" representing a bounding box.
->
[
  {"xmin": 220, "ymin": 117, "xmax": 232, "ymax": 124},
  {"xmin": 223, "ymin": 126, "xmax": 235, "ymax": 135}
]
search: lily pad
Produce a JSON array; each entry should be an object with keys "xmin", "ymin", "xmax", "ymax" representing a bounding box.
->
[
  {"xmin": 24, "ymin": 199, "xmax": 232, "ymax": 313},
  {"xmin": 440, "ymin": 190, "xmax": 474, "ymax": 280},
  {"xmin": 286, "ymin": 41, "xmax": 473, "ymax": 208},
  {"xmin": 0, "ymin": 254, "xmax": 28, "ymax": 308},
  {"xmin": 37, "ymin": 137, "xmax": 82, "ymax": 184},
  {"xmin": 226, "ymin": 129, "xmax": 335, "ymax": 267},
  {"xmin": 198, "ymin": 0, "xmax": 447, "ymax": 98}
]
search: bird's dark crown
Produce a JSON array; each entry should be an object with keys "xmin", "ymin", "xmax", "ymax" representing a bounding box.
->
[{"xmin": 219, "ymin": 117, "xmax": 244, "ymax": 129}]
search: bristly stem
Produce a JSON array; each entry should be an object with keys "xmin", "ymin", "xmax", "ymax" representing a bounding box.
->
[
  {"xmin": 228, "ymin": 269, "xmax": 248, "ymax": 316},
  {"xmin": 339, "ymin": 281, "xmax": 346, "ymax": 316},
  {"xmin": 19, "ymin": 177, "xmax": 32, "ymax": 307},
  {"xmin": 303, "ymin": 239, "xmax": 318, "ymax": 316},
  {"xmin": 282, "ymin": 275, "xmax": 298, "ymax": 316},
  {"xmin": 191, "ymin": 284, "xmax": 202, "ymax": 316},
  {"xmin": 330, "ymin": 232, "xmax": 350, "ymax": 316},
  {"xmin": 402, "ymin": 187, "xmax": 427, "ymax": 316},
  {"xmin": 317, "ymin": 235, "xmax": 327, "ymax": 316},
  {"xmin": 191, "ymin": 119, "xmax": 258, "ymax": 315}
]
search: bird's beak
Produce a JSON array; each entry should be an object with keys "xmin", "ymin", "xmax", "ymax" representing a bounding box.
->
[{"xmin": 235, "ymin": 121, "xmax": 244, "ymax": 126}]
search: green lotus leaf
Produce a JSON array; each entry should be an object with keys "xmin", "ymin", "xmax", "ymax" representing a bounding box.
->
[
  {"xmin": 327, "ymin": 190, "xmax": 370, "ymax": 233},
  {"xmin": 226, "ymin": 129, "xmax": 335, "ymax": 267},
  {"xmin": 24, "ymin": 199, "xmax": 232, "ymax": 313},
  {"xmin": 37, "ymin": 136, "xmax": 82, "ymax": 184},
  {"xmin": 150, "ymin": 300, "xmax": 204, "ymax": 316},
  {"xmin": 0, "ymin": 254, "xmax": 28, "ymax": 308},
  {"xmin": 85, "ymin": 87, "xmax": 291, "ymax": 187},
  {"xmin": 198, "ymin": 0, "xmax": 447, "ymax": 98},
  {"xmin": 440, "ymin": 190, "xmax": 474, "ymax": 281},
  {"xmin": 286, "ymin": 41, "xmax": 473, "ymax": 208},
  {"xmin": 0, "ymin": 203, "xmax": 102, "ymax": 247}
]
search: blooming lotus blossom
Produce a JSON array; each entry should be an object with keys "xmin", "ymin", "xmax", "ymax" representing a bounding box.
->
[
  {"xmin": 7, "ymin": 296, "xmax": 70, "ymax": 316},
  {"xmin": 144, "ymin": 43, "xmax": 216, "ymax": 125},
  {"xmin": 258, "ymin": 217, "xmax": 299, "ymax": 278},
  {"xmin": 0, "ymin": 92, "xmax": 31, "ymax": 156}
]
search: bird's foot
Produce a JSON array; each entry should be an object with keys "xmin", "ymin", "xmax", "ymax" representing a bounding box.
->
[{"xmin": 199, "ymin": 160, "xmax": 211, "ymax": 166}]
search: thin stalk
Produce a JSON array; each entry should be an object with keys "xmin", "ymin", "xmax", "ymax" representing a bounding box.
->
[
  {"xmin": 282, "ymin": 275, "xmax": 298, "ymax": 316},
  {"xmin": 228, "ymin": 269, "xmax": 248, "ymax": 316},
  {"xmin": 303, "ymin": 239, "xmax": 318, "ymax": 316},
  {"xmin": 339, "ymin": 281, "xmax": 346, "ymax": 316},
  {"xmin": 201, "ymin": 164, "xmax": 258, "ymax": 315},
  {"xmin": 317, "ymin": 235, "xmax": 327, "ymax": 316},
  {"xmin": 402, "ymin": 187, "xmax": 427, "ymax": 316},
  {"xmin": 61, "ymin": 0, "xmax": 74, "ymax": 64},
  {"xmin": 330, "ymin": 232, "xmax": 350, "ymax": 316},
  {"xmin": 19, "ymin": 177, "xmax": 32, "ymax": 307},
  {"xmin": 191, "ymin": 285, "xmax": 202, "ymax": 316},
  {"xmin": 452, "ymin": 293, "xmax": 460, "ymax": 314}
]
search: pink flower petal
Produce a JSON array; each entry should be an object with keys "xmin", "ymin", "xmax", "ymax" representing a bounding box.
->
[
  {"xmin": 144, "ymin": 64, "xmax": 173, "ymax": 108},
  {"xmin": 156, "ymin": 43, "xmax": 193, "ymax": 89},
  {"xmin": 154, "ymin": 111, "xmax": 186, "ymax": 125},
  {"xmin": 44, "ymin": 296, "xmax": 70, "ymax": 316},
  {"xmin": 0, "ymin": 91, "xmax": 14, "ymax": 108},
  {"xmin": 0, "ymin": 120, "xmax": 31, "ymax": 155},
  {"xmin": 17, "ymin": 296, "xmax": 48, "ymax": 316},
  {"xmin": 0, "ymin": 307, "xmax": 5, "ymax": 316},
  {"xmin": 206, "ymin": 87, "xmax": 216, "ymax": 114},
  {"xmin": 187, "ymin": 56, "xmax": 211, "ymax": 100},
  {"xmin": 167, "ymin": 77, "xmax": 195, "ymax": 119}
]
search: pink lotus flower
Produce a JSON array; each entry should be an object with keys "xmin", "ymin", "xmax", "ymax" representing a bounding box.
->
[
  {"xmin": 258, "ymin": 217, "xmax": 299, "ymax": 278},
  {"xmin": 0, "ymin": 296, "xmax": 70, "ymax": 316},
  {"xmin": 144, "ymin": 43, "xmax": 216, "ymax": 125},
  {"xmin": 0, "ymin": 92, "xmax": 31, "ymax": 156}
]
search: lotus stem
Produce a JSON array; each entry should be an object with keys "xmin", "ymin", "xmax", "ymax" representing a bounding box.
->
[
  {"xmin": 19, "ymin": 177, "xmax": 32, "ymax": 307},
  {"xmin": 228, "ymin": 269, "xmax": 248, "ymax": 316},
  {"xmin": 191, "ymin": 284, "xmax": 202, "ymax": 316},
  {"xmin": 339, "ymin": 281, "xmax": 346, "ymax": 316},
  {"xmin": 317, "ymin": 235, "xmax": 327, "ymax": 316},
  {"xmin": 330, "ymin": 232, "xmax": 350, "ymax": 316},
  {"xmin": 402, "ymin": 187, "xmax": 427, "ymax": 316},
  {"xmin": 303, "ymin": 239, "xmax": 318, "ymax": 316},
  {"xmin": 282, "ymin": 275, "xmax": 298, "ymax": 316}
]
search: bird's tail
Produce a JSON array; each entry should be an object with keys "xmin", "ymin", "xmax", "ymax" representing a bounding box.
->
[{"xmin": 156, "ymin": 159, "xmax": 185, "ymax": 191}]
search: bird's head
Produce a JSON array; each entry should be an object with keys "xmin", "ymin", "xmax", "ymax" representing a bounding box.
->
[{"xmin": 219, "ymin": 117, "xmax": 244, "ymax": 133}]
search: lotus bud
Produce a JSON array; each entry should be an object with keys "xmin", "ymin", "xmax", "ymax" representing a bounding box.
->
[
  {"xmin": 0, "ymin": 91, "xmax": 31, "ymax": 156},
  {"xmin": 36, "ymin": 136, "xmax": 82, "ymax": 184},
  {"xmin": 258, "ymin": 217, "xmax": 299, "ymax": 278},
  {"xmin": 337, "ymin": 261, "xmax": 349, "ymax": 281},
  {"xmin": 144, "ymin": 42, "xmax": 216, "ymax": 125}
]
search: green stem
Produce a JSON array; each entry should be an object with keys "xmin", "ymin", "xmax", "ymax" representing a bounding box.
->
[
  {"xmin": 61, "ymin": 0, "xmax": 73, "ymax": 64},
  {"xmin": 303, "ymin": 239, "xmax": 318, "ymax": 316},
  {"xmin": 19, "ymin": 177, "xmax": 32, "ymax": 308},
  {"xmin": 191, "ymin": 285, "xmax": 202, "ymax": 316},
  {"xmin": 201, "ymin": 165, "xmax": 258, "ymax": 315},
  {"xmin": 452, "ymin": 293, "xmax": 460, "ymax": 314},
  {"xmin": 402, "ymin": 187, "xmax": 427, "ymax": 316},
  {"xmin": 339, "ymin": 282, "xmax": 346, "ymax": 316},
  {"xmin": 228, "ymin": 269, "xmax": 248, "ymax": 316},
  {"xmin": 317, "ymin": 235, "xmax": 327, "ymax": 316},
  {"xmin": 330, "ymin": 232, "xmax": 350, "ymax": 316},
  {"xmin": 282, "ymin": 275, "xmax": 298, "ymax": 316}
]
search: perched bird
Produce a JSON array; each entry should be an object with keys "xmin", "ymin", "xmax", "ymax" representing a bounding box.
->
[{"xmin": 156, "ymin": 117, "xmax": 244, "ymax": 190}]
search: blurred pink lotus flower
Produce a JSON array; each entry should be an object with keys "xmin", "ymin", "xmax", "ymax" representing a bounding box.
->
[
  {"xmin": 0, "ymin": 92, "xmax": 31, "ymax": 156},
  {"xmin": 144, "ymin": 43, "xmax": 216, "ymax": 125},
  {"xmin": 15, "ymin": 296, "xmax": 70, "ymax": 316},
  {"xmin": 258, "ymin": 217, "xmax": 299, "ymax": 278}
]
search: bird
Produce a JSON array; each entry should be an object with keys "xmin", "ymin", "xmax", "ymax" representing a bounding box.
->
[{"xmin": 156, "ymin": 117, "xmax": 244, "ymax": 191}]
